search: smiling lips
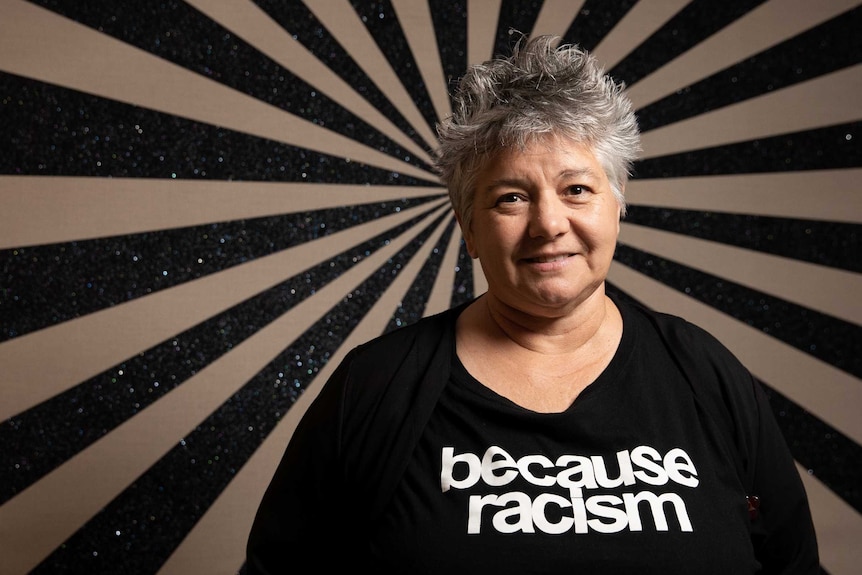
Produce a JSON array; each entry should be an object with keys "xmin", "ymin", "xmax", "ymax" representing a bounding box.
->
[{"xmin": 524, "ymin": 253, "xmax": 574, "ymax": 264}]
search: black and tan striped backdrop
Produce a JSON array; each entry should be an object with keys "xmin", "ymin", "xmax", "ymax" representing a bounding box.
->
[{"xmin": 1, "ymin": 1, "xmax": 860, "ymax": 573}]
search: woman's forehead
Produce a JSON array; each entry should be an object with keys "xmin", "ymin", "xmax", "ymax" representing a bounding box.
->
[{"xmin": 482, "ymin": 137, "xmax": 602, "ymax": 174}]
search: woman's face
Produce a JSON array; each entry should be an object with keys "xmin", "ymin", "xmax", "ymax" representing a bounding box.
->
[{"xmin": 462, "ymin": 136, "xmax": 621, "ymax": 318}]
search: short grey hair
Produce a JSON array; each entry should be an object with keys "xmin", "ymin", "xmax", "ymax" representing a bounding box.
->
[{"xmin": 434, "ymin": 35, "xmax": 640, "ymax": 230}]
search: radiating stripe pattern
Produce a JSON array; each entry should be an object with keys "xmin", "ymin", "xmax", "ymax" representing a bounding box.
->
[{"xmin": 0, "ymin": 0, "xmax": 859, "ymax": 573}]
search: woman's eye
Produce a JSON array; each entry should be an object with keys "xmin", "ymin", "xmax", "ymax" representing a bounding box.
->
[
  {"xmin": 566, "ymin": 185, "xmax": 587, "ymax": 195},
  {"xmin": 496, "ymin": 193, "xmax": 522, "ymax": 204}
]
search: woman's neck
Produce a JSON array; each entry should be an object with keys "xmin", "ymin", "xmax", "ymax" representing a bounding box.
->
[
  {"xmin": 455, "ymin": 286, "xmax": 624, "ymax": 413},
  {"xmin": 479, "ymin": 287, "xmax": 614, "ymax": 356}
]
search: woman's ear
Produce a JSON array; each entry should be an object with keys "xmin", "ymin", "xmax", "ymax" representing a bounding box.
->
[{"xmin": 455, "ymin": 212, "xmax": 479, "ymax": 259}]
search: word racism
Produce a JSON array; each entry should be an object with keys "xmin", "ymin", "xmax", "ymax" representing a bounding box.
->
[{"xmin": 441, "ymin": 445, "xmax": 700, "ymax": 535}]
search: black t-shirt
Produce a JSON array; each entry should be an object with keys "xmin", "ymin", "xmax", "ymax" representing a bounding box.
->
[
  {"xmin": 247, "ymin": 297, "xmax": 818, "ymax": 575},
  {"xmin": 370, "ymin": 302, "xmax": 758, "ymax": 573}
]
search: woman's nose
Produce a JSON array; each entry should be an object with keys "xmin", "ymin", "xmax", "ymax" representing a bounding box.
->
[{"xmin": 528, "ymin": 196, "xmax": 569, "ymax": 239}]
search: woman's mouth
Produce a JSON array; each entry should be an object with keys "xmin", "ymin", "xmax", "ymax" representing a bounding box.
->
[{"xmin": 526, "ymin": 254, "xmax": 571, "ymax": 264}]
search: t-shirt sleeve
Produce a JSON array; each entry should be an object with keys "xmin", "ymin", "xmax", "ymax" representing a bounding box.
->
[
  {"xmin": 747, "ymin": 376, "xmax": 820, "ymax": 574},
  {"xmin": 685, "ymin": 322, "xmax": 820, "ymax": 574},
  {"xmin": 245, "ymin": 349, "xmax": 358, "ymax": 574}
]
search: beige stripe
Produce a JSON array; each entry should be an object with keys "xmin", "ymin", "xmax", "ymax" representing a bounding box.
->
[
  {"xmin": 618, "ymin": 223, "xmax": 862, "ymax": 325},
  {"xmin": 391, "ymin": 0, "xmax": 452, "ymax": 123},
  {"xmin": 0, "ymin": 176, "xmax": 445, "ymax": 248},
  {"xmin": 0, "ymin": 199, "xmax": 449, "ymax": 421},
  {"xmin": 799, "ymin": 463, "xmax": 862, "ymax": 575},
  {"xmin": 626, "ymin": 0, "xmax": 861, "ymax": 109},
  {"xmin": 0, "ymin": 202, "xmax": 449, "ymax": 575},
  {"xmin": 0, "ymin": 0, "xmax": 434, "ymax": 182},
  {"xmin": 425, "ymin": 219, "xmax": 464, "ymax": 316},
  {"xmin": 607, "ymin": 262, "xmax": 862, "ymax": 445},
  {"xmin": 592, "ymin": 0, "xmax": 691, "ymax": 70},
  {"xmin": 0, "ymin": 178, "xmax": 443, "ymax": 242},
  {"xmin": 156, "ymin": 203, "xmax": 454, "ymax": 575},
  {"xmin": 186, "ymin": 0, "xmax": 434, "ymax": 163},
  {"xmin": 301, "ymin": 0, "xmax": 440, "ymax": 147},
  {"xmin": 160, "ymin": 386, "xmax": 299, "ymax": 575},
  {"xmin": 625, "ymin": 170, "xmax": 862, "ymax": 223},
  {"xmin": 641, "ymin": 65, "xmax": 862, "ymax": 158},
  {"xmin": 468, "ymin": 0, "xmax": 502, "ymax": 64},
  {"xmin": 530, "ymin": 0, "xmax": 586, "ymax": 43}
]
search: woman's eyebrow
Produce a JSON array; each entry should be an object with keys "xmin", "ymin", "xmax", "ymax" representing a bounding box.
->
[
  {"xmin": 482, "ymin": 177, "xmax": 529, "ymax": 192},
  {"xmin": 481, "ymin": 167, "xmax": 599, "ymax": 194},
  {"xmin": 558, "ymin": 167, "xmax": 598, "ymax": 180}
]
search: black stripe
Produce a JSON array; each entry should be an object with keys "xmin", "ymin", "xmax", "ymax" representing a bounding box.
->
[
  {"xmin": 634, "ymin": 122, "xmax": 860, "ymax": 178},
  {"xmin": 637, "ymin": 7, "xmax": 862, "ymax": 133},
  {"xmin": 451, "ymin": 237, "xmax": 475, "ymax": 307},
  {"xmin": 761, "ymin": 382, "xmax": 862, "ymax": 514},
  {"xmin": 29, "ymin": 211, "xmax": 442, "ymax": 574},
  {"xmin": 493, "ymin": 0, "xmax": 544, "ymax": 56},
  {"xmin": 351, "ymin": 0, "xmax": 441, "ymax": 134},
  {"xmin": 613, "ymin": 244, "xmax": 862, "ymax": 378},
  {"xmin": 623, "ymin": 207, "xmax": 861, "ymax": 273},
  {"xmin": 0, "ymin": 207, "xmax": 443, "ymax": 504},
  {"xmin": 429, "ymin": 0, "xmax": 468, "ymax": 99},
  {"xmin": 0, "ymin": 72, "xmax": 437, "ymax": 183},
  {"xmin": 29, "ymin": 0, "xmax": 429, "ymax": 169},
  {"xmin": 385, "ymin": 215, "xmax": 458, "ymax": 333},
  {"xmin": 609, "ymin": 0, "xmax": 769, "ymax": 87},
  {"xmin": 256, "ymin": 0, "xmax": 436, "ymax": 156},
  {"xmin": 560, "ymin": 0, "xmax": 638, "ymax": 52},
  {"xmin": 1, "ymin": 197, "xmax": 444, "ymax": 341}
]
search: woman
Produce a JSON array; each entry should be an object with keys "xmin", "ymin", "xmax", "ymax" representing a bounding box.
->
[{"xmin": 247, "ymin": 36, "xmax": 818, "ymax": 573}]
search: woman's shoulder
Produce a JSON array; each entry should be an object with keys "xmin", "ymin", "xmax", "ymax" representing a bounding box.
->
[
  {"xmin": 328, "ymin": 302, "xmax": 467, "ymax": 410},
  {"xmin": 613, "ymin": 294, "xmax": 736, "ymax": 361},
  {"xmin": 612, "ymin": 295, "xmax": 763, "ymax": 471},
  {"xmin": 350, "ymin": 302, "xmax": 464, "ymax": 363},
  {"xmin": 613, "ymin": 293, "xmax": 756, "ymax": 401},
  {"xmin": 328, "ymin": 303, "xmax": 466, "ymax": 476}
]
